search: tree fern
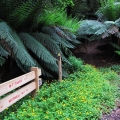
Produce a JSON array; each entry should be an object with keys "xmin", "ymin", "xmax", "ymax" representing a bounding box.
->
[
  {"xmin": 0, "ymin": 1, "xmax": 81, "ymax": 80},
  {"xmin": 19, "ymin": 33, "xmax": 58, "ymax": 72},
  {"xmin": 59, "ymin": 26, "xmax": 80, "ymax": 44},
  {"xmin": 77, "ymin": 19, "xmax": 120, "ymax": 40},
  {"xmin": 42, "ymin": 26, "xmax": 75, "ymax": 48},
  {"xmin": 7, "ymin": 0, "xmax": 34, "ymax": 28},
  {"xmin": 32, "ymin": 32, "xmax": 70, "ymax": 64},
  {"xmin": 76, "ymin": 20, "xmax": 107, "ymax": 38},
  {"xmin": 0, "ymin": 21, "xmax": 35, "ymax": 68},
  {"xmin": 19, "ymin": 33, "xmax": 57, "ymax": 63},
  {"xmin": 53, "ymin": 26, "xmax": 73, "ymax": 41}
]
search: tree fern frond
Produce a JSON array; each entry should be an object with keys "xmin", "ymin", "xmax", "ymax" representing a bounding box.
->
[
  {"xmin": 19, "ymin": 33, "xmax": 57, "ymax": 65},
  {"xmin": 77, "ymin": 20, "xmax": 107, "ymax": 37},
  {"xmin": 101, "ymin": 32, "xmax": 110, "ymax": 39},
  {"xmin": 15, "ymin": 59, "xmax": 29, "ymax": 72},
  {"xmin": 107, "ymin": 25, "xmax": 119, "ymax": 34},
  {"xmin": 115, "ymin": 51, "xmax": 120, "ymax": 55},
  {"xmin": 0, "ymin": 21, "xmax": 35, "ymax": 67},
  {"xmin": 0, "ymin": 45, "xmax": 9, "ymax": 58},
  {"xmin": 53, "ymin": 26, "xmax": 73, "ymax": 41},
  {"xmin": 19, "ymin": 32, "xmax": 60, "ymax": 73},
  {"xmin": 32, "ymin": 32, "xmax": 70, "ymax": 64},
  {"xmin": 42, "ymin": 26, "xmax": 75, "ymax": 48},
  {"xmin": 59, "ymin": 27, "xmax": 80, "ymax": 44}
]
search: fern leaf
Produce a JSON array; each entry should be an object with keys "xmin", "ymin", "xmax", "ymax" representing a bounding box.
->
[
  {"xmin": 102, "ymin": 32, "xmax": 110, "ymax": 39},
  {"xmin": 107, "ymin": 25, "xmax": 119, "ymax": 34},
  {"xmin": 53, "ymin": 26, "xmax": 73, "ymax": 41},
  {"xmin": 19, "ymin": 33, "xmax": 56, "ymax": 64},
  {"xmin": 32, "ymin": 32, "xmax": 70, "ymax": 64},
  {"xmin": 59, "ymin": 27, "xmax": 80, "ymax": 44},
  {"xmin": 42, "ymin": 26, "xmax": 75, "ymax": 48},
  {"xmin": 0, "ymin": 21, "xmax": 35, "ymax": 67},
  {"xmin": 42, "ymin": 26, "xmax": 75, "ymax": 57},
  {"xmin": 77, "ymin": 20, "xmax": 106, "ymax": 37},
  {"xmin": 7, "ymin": 0, "xmax": 34, "ymax": 28},
  {"xmin": 19, "ymin": 33, "xmax": 59, "ymax": 72}
]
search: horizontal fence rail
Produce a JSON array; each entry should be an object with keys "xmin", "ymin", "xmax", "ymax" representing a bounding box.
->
[{"xmin": 0, "ymin": 67, "xmax": 41, "ymax": 112}]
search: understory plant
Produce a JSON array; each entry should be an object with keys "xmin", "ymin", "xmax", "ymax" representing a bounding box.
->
[
  {"xmin": 77, "ymin": 18, "xmax": 120, "ymax": 40},
  {"xmin": 1, "ymin": 57, "xmax": 119, "ymax": 120},
  {"xmin": 76, "ymin": 18, "xmax": 120, "ymax": 56},
  {"xmin": 96, "ymin": 0, "xmax": 120, "ymax": 21}
]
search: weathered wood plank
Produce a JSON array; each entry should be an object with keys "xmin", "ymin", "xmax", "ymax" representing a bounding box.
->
[
  {"xmin": 58, "ymin": 53, "xmax": 62, "ymax": 81},
  {"xmin": 0, "ymin": 71, "xmax": 35, "ymax": 96},
  {"xmin": 31, "ymin": 67, "xmax": 39, "ymax": 97},
  {"xmin": 0, "ymin": 82, "xmax": 36, "ymax": 112}
]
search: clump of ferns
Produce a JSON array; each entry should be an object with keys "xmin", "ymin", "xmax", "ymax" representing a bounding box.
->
[{"xmin": 76, "ymin": 18, "xmax": 120, "ymax": 56}]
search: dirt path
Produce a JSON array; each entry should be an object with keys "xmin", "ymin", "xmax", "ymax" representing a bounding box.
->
[{"xmin": 73, "ymin": 40, "xmax": 120, "ymax": 67}]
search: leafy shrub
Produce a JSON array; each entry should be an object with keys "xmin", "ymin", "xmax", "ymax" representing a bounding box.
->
[{"xmin": 1, "ymin": 63, "xmax": 118, "ymax": 120}]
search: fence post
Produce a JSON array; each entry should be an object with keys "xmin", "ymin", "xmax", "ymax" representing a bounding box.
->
[
  {"xmin": 31, "ymin": 67, "xmax": 39, "ymax": 97},
  {"xmin": 58, "ymin": 53, "xmax": 62, "ymax": 81}
]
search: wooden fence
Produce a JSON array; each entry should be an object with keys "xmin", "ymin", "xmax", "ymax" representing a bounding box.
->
[{"xmin": 0, "ymin": 67, "xmax": 41, "ymax": 112}]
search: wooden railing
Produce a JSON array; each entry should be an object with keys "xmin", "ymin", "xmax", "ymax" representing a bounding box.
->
[{"xmin": 0, "ymin": 67, "xmax": 41, "ymax": 112}]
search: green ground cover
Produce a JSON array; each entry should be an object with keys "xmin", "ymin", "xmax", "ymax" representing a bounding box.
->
[{"xmin": 0, "ymin": 57, "xmax": 120, "ymax": 120}]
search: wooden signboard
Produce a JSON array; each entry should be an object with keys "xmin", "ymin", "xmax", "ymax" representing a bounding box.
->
[
  {"xmin": 0, "ymin": 82, "xmax": 35, "ymax": 112},
  {"xmin": 0, "ymin": 67, "xmax": 41, "ymax": 112},
  {"xmin": 0, "ymin": 71, "xmax": 35, "ymax": 96}
]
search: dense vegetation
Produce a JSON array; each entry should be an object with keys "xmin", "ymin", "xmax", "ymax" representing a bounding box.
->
[
  {"xmin": 0, "ymin": 0, "xmax": 80, "ymax": 80},
  {"xmin": 1, "ymin": 0, "xmax": 120, "ymax": 80},
  {"xmin": 1, "ymin": 0, "xmax": 120, "ymax": 119},
  {"xmin": 1, "ymin": 57, "xmax": 120, "ymax": 120},
  {"xmin": 77, "ymin": 0, "xmax": 120, "ymax": 57}
]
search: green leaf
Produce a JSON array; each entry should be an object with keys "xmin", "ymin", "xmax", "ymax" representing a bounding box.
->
[{"xmin": 0, "ymin": 21, "xmax": 35, "ymax": 68}]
